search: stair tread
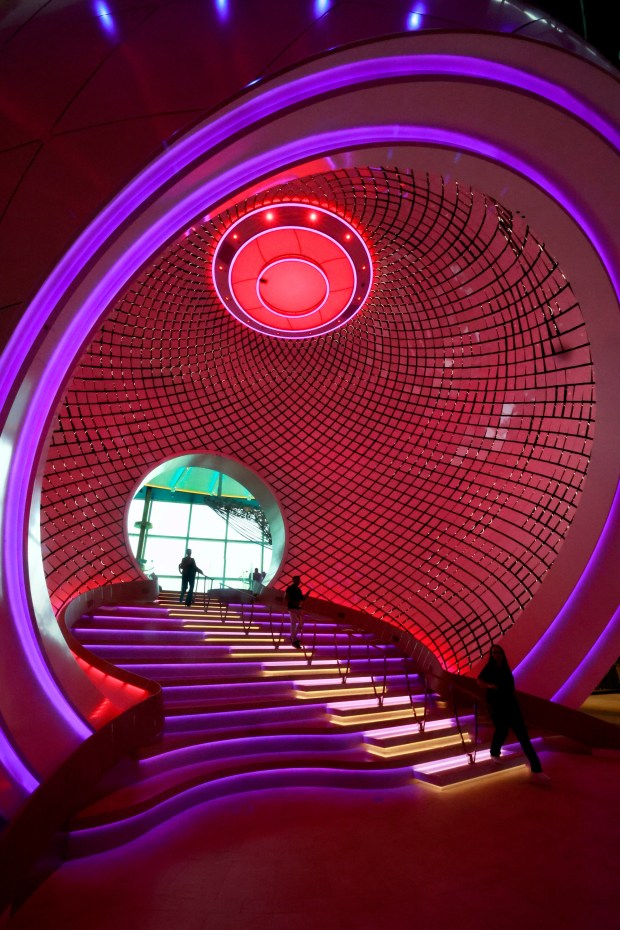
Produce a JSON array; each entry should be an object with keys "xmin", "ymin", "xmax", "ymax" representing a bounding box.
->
[{"xmin": 67, "ymin": 595, "xmax": 510, "ymax": 855}]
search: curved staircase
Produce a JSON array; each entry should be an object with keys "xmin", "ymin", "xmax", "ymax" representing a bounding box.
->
[{"xmin": 66, "ymin": 591, "xmax": 527, "ymax": 855}]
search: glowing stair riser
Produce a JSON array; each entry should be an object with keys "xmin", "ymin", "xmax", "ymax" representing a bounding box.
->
[
  {"xmin": 413, "ymin": 750, "xmax": 526, "ymax": 788},
  {"xmin": 67, "ymin": 767, "xmax": 414, "ymax": 858}
]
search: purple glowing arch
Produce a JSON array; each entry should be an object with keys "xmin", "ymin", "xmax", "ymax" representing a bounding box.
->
[{"xmin": 1, "ymin": 46, "xmax": 619, "ymax": 788}]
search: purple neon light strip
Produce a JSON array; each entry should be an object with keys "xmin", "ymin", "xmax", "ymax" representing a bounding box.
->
[
  {"xmin": 515, "ymin": 478, "xmax": 620, "ymax": 683},
  {"xmin": 71, "ymin": 765, "xmax": 413, "ymax": 842},
  {"xmin": 0, "ymin": 733, "xmax": 39, "ymax": 793},
  {"xmin": 0, "ymin": 49, "xmax": 617, "ymax": 774},
  {"xmin": 552, "ymin": 603, "xmax": 620, "ymax": 703}
]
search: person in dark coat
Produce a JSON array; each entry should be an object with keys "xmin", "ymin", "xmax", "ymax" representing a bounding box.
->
[
  {"xmin": 286, "ymin": 575, "xmax": 307, "ymax": 649},
  {"xmin": 477, "ymin": 644, "xmax": 549, "ymax": 780},
  {"xmin": 178, "ymin": 548, "xmax": 204, "ymax": 606}
]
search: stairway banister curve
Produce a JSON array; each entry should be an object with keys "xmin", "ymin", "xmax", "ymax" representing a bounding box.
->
[
  {"xmin": 258, "ymin": 588, "xmax": 620, "ymax": 752},
  {"xmin": 440, "ymin": 671, "xmax": 620, "ymax": 752}
]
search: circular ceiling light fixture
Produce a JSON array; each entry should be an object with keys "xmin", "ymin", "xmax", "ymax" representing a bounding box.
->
[{"xmin": 211, "ymin": 204, "xmax": 373, "ymax": 338}]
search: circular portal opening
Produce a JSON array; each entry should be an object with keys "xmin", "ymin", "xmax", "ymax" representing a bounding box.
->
[
  {"xmin": 258, "ymin": 258, "xmax": 328, "ymax": 315},
  {"xmin": 126, "ymin": 454, "xmax": 285, "ymax": 595}
]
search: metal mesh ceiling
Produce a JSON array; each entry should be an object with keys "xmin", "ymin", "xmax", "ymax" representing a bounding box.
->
[{"xmin": 41, "ymin": 166, "xmax": 594, "ymax": 670}]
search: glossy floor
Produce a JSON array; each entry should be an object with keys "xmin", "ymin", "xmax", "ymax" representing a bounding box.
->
[{"xmin": 3, "ymin": 744, "xmax": 619, "ymax": 930}]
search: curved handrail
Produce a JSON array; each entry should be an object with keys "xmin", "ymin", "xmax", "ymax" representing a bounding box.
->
[
  {"xmin": 403, "ymin": 657, "xmax": 428, "ymax": 733},
  {"xmin": 449, "ymin": 681, "xmax": 478, "ymax": 764},
  {"xmin": 267, "ymin": 603, "xmax": 287, "ymax": 650},
  {"xmin": 196, "ymin": 587, "xmax": 620, "ymax": 755},
  {"xmin": 369, "ymin": 639, "xmax": 388, "ymax": 706},
  {"xmin": 241, "ymin": 597, "xmax": 255, "ymax": 637},
  {"xmin": 299, "ymin": 610, "xmax": 318, "ymax": 666},
  {"xmin": 334, "ymin": 624, "xmax": 352, "ymax": 684},
  {"xmin": 438, "ymin": 671, "xmax": 620, "ymax": 752}
]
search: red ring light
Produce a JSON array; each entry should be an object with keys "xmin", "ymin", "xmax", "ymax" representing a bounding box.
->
[{"xmin": 211, "ymin": 204, "xmax": 373, "ymax": 338}]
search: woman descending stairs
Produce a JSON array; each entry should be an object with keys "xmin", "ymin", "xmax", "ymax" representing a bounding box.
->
[{"xmin": 67, "ymin": 591, "xmax": 528, "ymax": 855}]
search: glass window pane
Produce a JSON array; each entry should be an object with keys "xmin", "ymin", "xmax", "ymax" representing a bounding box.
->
[
  {"xmin": 144, "ymin": 537, "xmax": 189, "ymax": 577},
  {"xmin": 126, "ymin": 498, "xmax": 145, "ymax": 536},
  {"xmin": 188, "ymin": 540, "xmax": 225, "ymax": 580},
  {"xmin": 156, "ymin": 574, "xmax": 182, "ymax": 592},
  {"xmin": 225, "ymin": 513, "xmax": 264, "ymax": 542},
  {"xmin": 190, "ymin": 505, "xmax": 228, "ymax": 539},
  {"xmin": 149, "ymin": 500, "xmax": 190, "ymax": 538},
  {"xmin": 224, "ymin": 542, "xmax": 267, "ymax": 581}
]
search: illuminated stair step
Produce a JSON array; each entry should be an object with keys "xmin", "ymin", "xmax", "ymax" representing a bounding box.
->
[
  {"xmin": 89, "ymin": 605, "xmax": 170, "ymax": 618},
  {"xmin": 293, "ymin": 675, "xmax": 401, "ymax": 699},
  {"xmin": 162, "ymin": 685, "xmax": 313, "ymax": 711},
  {"xmin": 66, "ymin": 766, "xmax": 414, "ymax": 858},
  {"xmin": 363, "ymin": 716, "xmax": 471, "ymax": 746},
  {"xmin": 76, "ymin": 630, "xmax": 234, "ymax": 645},
  {"xmin": 413, "ymin": 750, "xmax": 526, "ymax": 788},
  {"xmin": 72, "ymin": 745, "xmax": 374, "ymax": 827},
  {"xmin": 365, "ymin": 733, "xmax": 468, "ymax": 759},
  {"xmin": 293, "ymin": 670, "xmax": 412, "ymax": 692},
  {"xmin": 262, "ymin": 665, "xmax": 349, "ymax": 679},
  {"xmin": 162, "ymin": 679, "xmax": 292, "ymax": 703},
  {"xmin": 120, "ymin": 664, "xmax": 303, "ymax": 684},
  {"xmin": 137, "ymin": 730, "xmax": 364, "ymax": 777},
  {"xmin": 328, "ymin": 703, "xmax": 427, "ymax": 727},
  {"xmin": 86, "ymin": 613, "xmax": 183, "ymax": 624},
  {"xmin": 234, "ymin": 644, "xmax": 389, "ymax": 660},
  {"xmin": 162, "ymin": 701, "xmax": 329, "ymax": 733},
  {"xmin": 69, "ymin": 594, "xmax": 522, "ymax": 855},
  {"xmin": 113, "ymin": 662, "xmax": 265, "ymax": 679},
  {"xmin": 109, "ymin": 732, "xmax": 370, "ymax": 796},
  {"xmin": 327, "ymin": 693, "xmax": 423, "ymax": 715},
  {"xmin": 177, "ymin": 622, "xmax": 261, "ymax": 632}
]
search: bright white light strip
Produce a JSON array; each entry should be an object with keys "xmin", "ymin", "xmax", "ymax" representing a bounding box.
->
[
  {"xmin": 329, "ymin": 707, "xmax": 422, "ymax": 726},
  {"xmin": 326, "ymin": 694, "xmax": 424, "ymax": 711},
  {"xmin": 294, "ymin": 675, "xmax": 372, "ymax": 686},
  {"xmin": 415, "ymin": 750, "xmax": 493, "ymax": 774},
  {"xmin": 364, "ymin": 717, "xmax": 455, "ymax": 740},
  {"xmin": 366, "ymin": 734, "xmax": 463, "ymax": 757},
  {"xmin": 235, "ymin": 650, "xmax": 303, "ymax": 658},
  {"xmin": 295, "ymin": 685, "xmax": 376, "ymax": 699},
  {"xmin": 264, "ymin": 666, "xmax": 350, "ymax": 679},
  {"xmin": 204, "ymin": 635, "xmax": 271, "ymax": 641},
  {"xmin": 262, "ymin": 658, "xmax": 339, "ymax": 668},
  {"xmin": 178, "ymin": 620, "xmax": 250, "ymax": 627}
]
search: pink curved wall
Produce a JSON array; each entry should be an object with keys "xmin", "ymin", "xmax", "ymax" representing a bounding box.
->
[{"xmin": 42, "ymin": 169, "xmax": 594, "ymax": 672}]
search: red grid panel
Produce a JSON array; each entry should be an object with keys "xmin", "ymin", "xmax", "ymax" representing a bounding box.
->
[{"xmin": 41, "ymin": 168, "xmax": 594, "ymax": 671}]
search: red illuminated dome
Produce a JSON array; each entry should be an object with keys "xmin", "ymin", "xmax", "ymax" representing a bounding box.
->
[{"xmin": 212, "ymin": 205, "xmax": 373, "ymax": 338}]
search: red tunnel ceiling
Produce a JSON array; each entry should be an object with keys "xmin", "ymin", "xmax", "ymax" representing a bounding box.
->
[{"xmin": 41, "ymin": 167, "xmax": 594, "ymax": 672}]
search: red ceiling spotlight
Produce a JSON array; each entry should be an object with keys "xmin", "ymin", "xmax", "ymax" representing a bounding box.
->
[{"xmin": 211, "ymin": 204, "xmax": 373, "ymax": 339}]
